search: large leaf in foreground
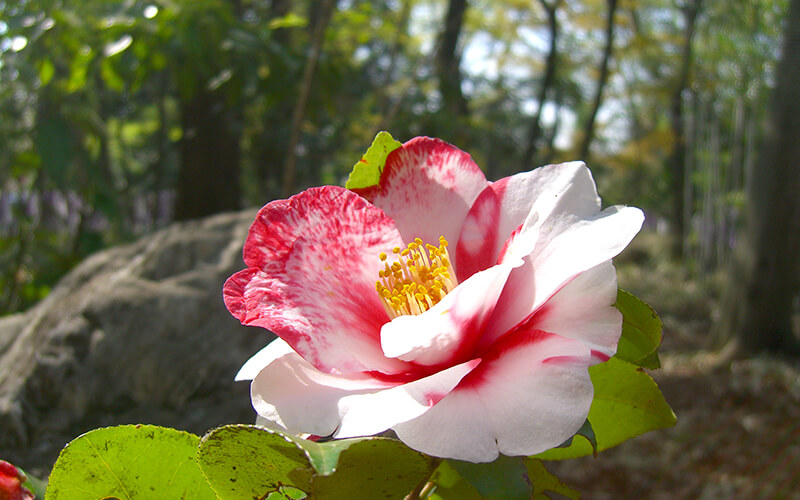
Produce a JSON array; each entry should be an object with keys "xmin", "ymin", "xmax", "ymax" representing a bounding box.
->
[
  {"xmin": 198, "ymin": 425, "xmax": 435, "ymax": 500},
  {"xmin": 428, "ymin": 457, "xmax": 579, "ymax": 500},
  {"xmin": 446, "ymin": 455, "xmax": 532, "ymax": 500},
  {"xmin": 535, "ymin": 357, "xmax": 676, "ymax": 460},
  {"xmin": 196, "ymin": 424, "xmax": 313, "ymax": 499},
  {"xmin": 303, "ymin": 436, "xmax": 436, "ymax": 499},
  {"xmin": 45, "ymin": 425, "xmax": 215, "ymax": 499}
]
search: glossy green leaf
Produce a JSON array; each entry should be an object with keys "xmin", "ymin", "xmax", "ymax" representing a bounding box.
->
[
  {"xmin": 45, "ymin": 425, "xmax": 215, "ymax": 500},
  {"xmin": 198, "ymin": 425, "xmax": 435, "ymax": 500},
  {"xmin": 446, "ymin": 455, "xmax": 532, "ymax": 500},
  {"xmin": 535, "ymin": 357, "xmax": 676, "ymax": 460},
  {"xmin": 556, "ymin": 419, "xmax": 597, "ymax": 457},
  {"xmin": 306, "ymin": 437, "xmax": 436, "ymax": 499},
  {"xmin": 615, "ymin": 289, "xmax": 662, "ymax": 369},
  {"xmin": 523, "ymin": 458, "xmax": 580, "ymax": 499},
  {"xmin": 345, "ymin": 131, "xmax": 401, "ymax": 190},
  {"xmin": 20, "ymin": 467, "xmax": 48, "ymax": 499},
  {"xmin": 427, "ymin": 460, "xmax": 482, "ymax": 500},
  {"xmin": 197, "ymin": 425, "xmax": 313, "ymax": 499}
]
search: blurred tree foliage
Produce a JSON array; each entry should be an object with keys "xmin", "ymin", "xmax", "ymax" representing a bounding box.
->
[{"xmin": 0, "ymin": 0, "xmax": 789, "ymax": 315}]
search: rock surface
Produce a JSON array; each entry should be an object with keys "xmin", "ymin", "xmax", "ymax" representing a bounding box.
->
[{"xmin": 0, "ymin": 210, "xmax": 271, "ymax": 473}]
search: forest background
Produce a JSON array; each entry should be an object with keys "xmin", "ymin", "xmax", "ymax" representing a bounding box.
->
[{"xmin": 0, "ymin": 0, "xmax": 796, "ymax": 354}]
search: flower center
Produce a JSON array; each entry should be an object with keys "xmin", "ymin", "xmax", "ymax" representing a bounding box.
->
[{"xmin": 376, "ymin": 236, "xmax": 458, "ymax": 319}]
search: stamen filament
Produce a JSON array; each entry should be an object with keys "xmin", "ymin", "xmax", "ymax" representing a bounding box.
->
[{"xmin": 376, "ymin": 236, "xmax": 458, "ymax": 319}]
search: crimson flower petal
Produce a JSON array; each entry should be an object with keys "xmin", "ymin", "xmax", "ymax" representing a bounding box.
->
[
  {"xmin": 224, "ymin": 186, "xmax": 408, "ymax": 374},
  {"xmin": 353, "ymin": 137, "xmax": 487, "ymax": 269}
]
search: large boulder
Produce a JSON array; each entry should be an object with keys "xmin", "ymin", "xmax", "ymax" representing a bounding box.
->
[{"xmin": 0, "ymin": 210, "xmax": 270, "ymax": 472}]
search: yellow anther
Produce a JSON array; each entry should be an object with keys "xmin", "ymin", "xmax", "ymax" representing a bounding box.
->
[{"xmin": 375, "ymin": 235, "xmax": 458, "ymax": 319}]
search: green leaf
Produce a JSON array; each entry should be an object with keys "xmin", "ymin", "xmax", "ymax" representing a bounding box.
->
[
  {"xmin": 197, "ymin": 424, "xmax": 313, "ymax": 499},
  {"xmin": 345, "ymin": 131, "xmax": 402, "ymax": 190},
  {"xmin": 305, "ymin": 437, "xmax": 436, "ymax": 500},
  {"xmin": 268, "ymin": 13, "xmax": 308, "ymax": 30},
  {"xmin": 427, "ymin": 460, "xmax": 482, "ymax": 500},
  {"xmin": 38, "ymin": 58, "xmax": 55, "ymax": 87},
  {"xmin": 535, "ymin": 357, "xmax": 676, "ymax": 460},
  {"xmin": 198, "ymin": 425, "xmax": 435, "ymax": 500},
  {"xmin": 45, "ymin": 425, "xmax": 215, "ymax": 500},
  {"xmin": 22, "ymin": 468, "xmax": 48, "ymax": 500},
  {"xmin": 446, "ymin": 455, "xmax": 532, "ymax": 500},
  {"xmin": 615, "ymin": 289, "xmax": 662, "ymax": 369},
  {"xmin": 523, "ymin": 458, "xmax": 580, "ymax": 499},
  {"xmin": 556, "ymin": 420, "xmax": 597, "ymax": 458}
]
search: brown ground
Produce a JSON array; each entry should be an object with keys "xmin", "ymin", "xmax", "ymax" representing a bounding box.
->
[{"xmin": 548, "ymin": 236, "xmax": 800, "ymax": 499}]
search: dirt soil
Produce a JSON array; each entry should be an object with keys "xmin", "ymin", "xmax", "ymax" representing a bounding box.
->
[{"xmin": 547, "ymin": 243, "xmax": 800, "ymax": 499}]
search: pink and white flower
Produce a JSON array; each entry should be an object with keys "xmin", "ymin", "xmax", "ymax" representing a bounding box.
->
[{"xmin": 224, "ymin": 137, "xmax": 644, "ymax": 462}]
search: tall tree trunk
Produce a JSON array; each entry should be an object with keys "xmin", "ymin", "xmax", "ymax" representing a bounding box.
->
[
  {"xmin": 666, "ymin": 0, "xmax": 701, "ymax": 258},
  {"xmin": 282, "ymin": 0, "xmax": 336, "ymax": 196},
  {"xmin": 715, "ymin": 0, "xmax": 800, "ymax": 355},
  {"xmin": 174, "ymin": 87, "xmax": 242, "ymax": 220},
  {"xmin": 376, "ymin": 0, "xmax": 412, "ymax": 132},
  {"xmin": 522, "ymin": 0, "xmax": 560, "ymax": 169},
  {"xmin": 578, "ymin": 0, "xmax": 618, "ymax": 160},
  {"xmin": 436, "ymin": 0, "xmax": 469, "ymax": 117}
]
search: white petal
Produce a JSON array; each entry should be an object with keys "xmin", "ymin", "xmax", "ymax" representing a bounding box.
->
[
  {"xmin": 380, "ymin": 263, "xmax": 513, "ymax": 366},
  {"xmin": 486, "ymin": 205, "xmax": 643, "ymax": 344},
  {"xmin": 334, "ymin": 358, "xmax": 480, "ymax": 438},
  {"xmin": 250, "ymin": 348, "xmax": 395, "ymax": 436},
  {"xmin": 248, "ymin": 344, "xmax": 479, "ymax": 439},
  {"xmin": 529, "ymin": 262, "xmax": 622, "ymax": 363},
  {"xmin": 393, "ymin": 328, "xmax": 593, "ymax": 462},
  {"xmin": 235, "ymin": 338, "xmax": 295, "ymax": 381}
]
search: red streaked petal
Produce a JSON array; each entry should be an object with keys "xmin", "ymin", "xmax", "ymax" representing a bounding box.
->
[
  {"xmin": 352, "ymin": 137, "xmax": 488, "ymax": 267},
  {"xmin": 455, "ymin": 185, "xmax": 501, "ymax": 281},
  {"xmin": 380, "ymin": 263, "xmax": 513, "ymax": 367},
  {"xmin": 224, "ymin": 186, "xmax": 410, "ymax": 374},
  {"xmin": 393, "ymin": 328, "xmax": 592, "ymax": 462}
]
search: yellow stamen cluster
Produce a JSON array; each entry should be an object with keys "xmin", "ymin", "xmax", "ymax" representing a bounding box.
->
[{"xmin": 376, "ymin": 236, "xmax": 457, "ymax": 319}]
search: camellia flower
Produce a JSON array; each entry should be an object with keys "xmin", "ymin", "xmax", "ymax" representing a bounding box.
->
[
  {"xmin": 224, "ymin": 137, "xmax": 644, "ymax": 462},
  {"xmin": 0, "ymin": 460, "xmax": 34, "ymax": 500}
]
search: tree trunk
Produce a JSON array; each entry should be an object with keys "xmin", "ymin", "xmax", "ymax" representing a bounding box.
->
[
  {"xmin": 715, "ymin": 0, "xmax": 800, "ymax": 355},
  {"xmin": 436, "ymin": 0, "xmax": 470, "ymax": 117},
  {"xmin": 522, "ymin": 0, "xmax": 559, "ymax": 169},
  {"xmin": 174, "ymin": 88, "xmax": 242, "ymax": 220},
  {"xmin": 666, "ymin": 0, "xmax": 701, "ymax": 258},
  {"xmin": 578, "ymin": 0, "xmax": 618, "ymax": 160},
  {"xmin": 281, "ymin": 0, "xmax": 336, "ymax": 196}
]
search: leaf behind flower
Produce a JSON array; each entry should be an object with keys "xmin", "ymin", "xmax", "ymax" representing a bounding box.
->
[
  {"xmin": 345, "ymin": 131, "xmax": 402, "ymax": 190},
  {"xmin": 615, "ymin": 289, "xmax": 663, "ymax": 369},
  {"xmin": 534, "ymin": 357, "xmax": 676, "ymax": 460}
]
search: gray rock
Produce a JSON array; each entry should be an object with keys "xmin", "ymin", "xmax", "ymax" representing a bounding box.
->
[{"xmin": 0, "ymin": 209, "xmax": 271, "ymax": 472}]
